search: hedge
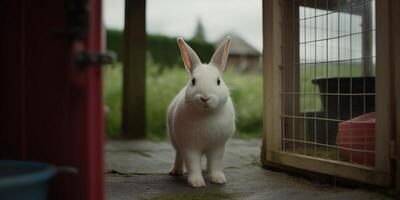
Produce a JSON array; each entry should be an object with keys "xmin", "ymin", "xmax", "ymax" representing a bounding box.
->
[{"xmin": 106, "ymin": 29, "xmax": 215, "ymax": 69}]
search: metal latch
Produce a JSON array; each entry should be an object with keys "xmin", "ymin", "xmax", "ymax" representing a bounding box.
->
[
  {"xmin": 76, "ymin": 51, "xmax": 117, "ymax": 69},
  {"xmin": 389, "ymin": 140, "xmax": 396, "ymax": 159}
]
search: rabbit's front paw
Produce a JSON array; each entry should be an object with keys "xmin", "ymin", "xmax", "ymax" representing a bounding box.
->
[
  {"xmin": 210, "ymin": 172, "xmax": 226, "ymax": 184},
  {"xmin": 188, "ymin": 174, "xmax": 205, "ymax": 188}
]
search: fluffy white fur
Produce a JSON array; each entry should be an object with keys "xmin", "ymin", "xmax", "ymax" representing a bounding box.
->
[{"xmin": 167, "ymin": 37, "xmax": 235, "ymax": 188}]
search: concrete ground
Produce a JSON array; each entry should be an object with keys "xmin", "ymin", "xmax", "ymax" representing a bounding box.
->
[{"xmin": 105, "ymin": 139, "xmax": 390, "ymax": 200}]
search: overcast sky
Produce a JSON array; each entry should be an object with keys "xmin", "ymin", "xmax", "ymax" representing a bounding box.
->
[{"xmin": 103, "ymin": 0, "xmax": 263, "ymax": 51}]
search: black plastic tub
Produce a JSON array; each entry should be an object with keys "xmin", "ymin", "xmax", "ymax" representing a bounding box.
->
[{"xmin": 308, "ymin": 77, "xmax": 375, "ymax": 144}]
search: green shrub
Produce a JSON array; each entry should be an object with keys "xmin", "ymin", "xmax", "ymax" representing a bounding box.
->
[
  {"xmin": 106, "ymin": 29, "xmax": 215, "ymax": 70},
  {"xmin": 106, "ymin": 29, "xmax": 124, "ymax": 62},
  {"xmin": 147, "ymin": 35, "xmax": 179, "ymax": 69}
]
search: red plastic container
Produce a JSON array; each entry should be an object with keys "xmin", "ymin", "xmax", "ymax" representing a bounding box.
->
[{"xmin": 336, "ymin": 112, "xmax": 375, "ymax": 166}]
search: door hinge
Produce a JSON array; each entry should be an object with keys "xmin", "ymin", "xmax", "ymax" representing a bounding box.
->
[
  {"xmin": 76, "ymin": 51, "xmax": 117, "ymax": 69},
  {"xmin": 389, "ymin": 140, "xmax": 396, "ymax": 159}
]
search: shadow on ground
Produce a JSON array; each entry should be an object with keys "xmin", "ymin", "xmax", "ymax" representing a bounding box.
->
[{"xmin": 105, "ymin": 139, "xmax": 389, "ymax": 200}]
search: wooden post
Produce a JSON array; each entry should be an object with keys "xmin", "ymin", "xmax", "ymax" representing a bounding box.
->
[
  {"xmin": 391, "ymin": 0, "xmax": 400, "ymax": 195},
  {"xmin": 261, "ymin": 0, "xmax": 283, "ymax": 164},
  {"xmin": 280, "ymin": 0, "xmax": 302, "ymax": 142},
  {"xmin": 122, "ymin": 0, "xmax": 146, "ymax": 138},
  {"xmin": 375, "ymin": 0, "xmax": 393, "ymax": 181},
  {"xmin": 362, "ymin": 1, "xmax": 374, "ymax": 77}
]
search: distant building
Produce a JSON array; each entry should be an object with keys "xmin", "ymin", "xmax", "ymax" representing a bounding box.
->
[
  {"xmin": 191, "ymin": 20, "xmax": 261, "ymax": 72},
  {"xmin": 215, "ymin": 33, "xmax": 261, "ymax": 73}
]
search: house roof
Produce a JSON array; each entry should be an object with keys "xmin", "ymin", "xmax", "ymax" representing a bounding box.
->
[{"xmin": 215, "ymin": 33, "xmax": 260, "ymax": 56}]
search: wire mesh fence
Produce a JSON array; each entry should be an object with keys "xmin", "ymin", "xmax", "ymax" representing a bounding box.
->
[{"xmin": 280, "ymin": 0, "xmax": 376, "ymax": 167}]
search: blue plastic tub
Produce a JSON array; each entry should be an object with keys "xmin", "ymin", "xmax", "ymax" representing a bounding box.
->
[{"xmin": 0, "ymin": 160, "xmax": 56, "ymax": 200}]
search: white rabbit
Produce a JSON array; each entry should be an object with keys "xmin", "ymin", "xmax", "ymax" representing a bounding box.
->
[{"xmin": 167, "ymin": 37, "xmax": 235, "ymax": 188}]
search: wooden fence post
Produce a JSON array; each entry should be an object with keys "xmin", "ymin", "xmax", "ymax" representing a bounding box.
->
[{"xmin": 122, "ymin": 0, "xmax": 146, "ymax": 138}]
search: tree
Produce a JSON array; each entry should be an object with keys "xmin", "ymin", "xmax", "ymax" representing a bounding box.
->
[{"xmin": 192, "ymin": 19, "xmax": 206, "ymax": 42}]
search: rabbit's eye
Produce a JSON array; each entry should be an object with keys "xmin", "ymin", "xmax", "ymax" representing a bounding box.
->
[
  {"xmin": 217, "ymin": 78, "xmax": 221, "ymax": 85},
  {"xmin": 191, "ymin": 78, "xmax": 196, "ymax": 86}
]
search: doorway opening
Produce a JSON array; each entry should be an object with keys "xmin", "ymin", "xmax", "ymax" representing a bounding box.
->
[{"xmin": 102, "ymin": 0, "xmax": 264, "ymax": 140}]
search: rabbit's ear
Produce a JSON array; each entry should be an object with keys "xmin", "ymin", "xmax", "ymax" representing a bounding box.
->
[
  {"xmin": 177, "ymin": 38, "xmax": 201, "ymax": 73},
  {"xmin": 210, "ymin": 36, "xmax": 231, "ymax": 72}
]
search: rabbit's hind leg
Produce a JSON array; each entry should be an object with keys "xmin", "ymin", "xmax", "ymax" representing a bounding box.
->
[{"xmin": 169, "ymin": 150, "xmax": 184, "ymax": 176}]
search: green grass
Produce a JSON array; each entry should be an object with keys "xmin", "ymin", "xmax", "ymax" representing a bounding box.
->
[
  {"xmin": 103, "ymin": 65, "xmax": 123, "ymax": 137},
  {"xmin": 142, "ymin": 191, "xmax": 232, "ymax": 200},
  {"xmin": 103, "ymin": 63, "xmax": 263, "ymax": 139},
  {"xmin": 103, "ymin": 61, "xmax": 373, "ymax": 139}
]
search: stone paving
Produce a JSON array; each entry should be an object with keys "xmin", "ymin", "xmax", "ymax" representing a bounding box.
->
[{"xmin": 105, "ymin": 139, "xmax": 390, "ymax": 200}]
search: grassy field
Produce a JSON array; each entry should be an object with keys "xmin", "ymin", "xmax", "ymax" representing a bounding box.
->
[
  {"xmin": 103, "ymin": 63, "xmax": 263, "ymax": 139},
  {"xmin": 103, "ymin": 61, "xmax": 373, "ymax": 139}
]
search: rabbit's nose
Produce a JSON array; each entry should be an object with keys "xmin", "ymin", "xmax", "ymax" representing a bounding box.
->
[{"xmin": 200, "ymin": 96, "xmax": 211, "ymax": 103}]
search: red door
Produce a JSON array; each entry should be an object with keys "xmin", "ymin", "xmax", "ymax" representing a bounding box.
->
[{"xmin": 0, "ymin": 0, "xmax": 104, "ymax": 199}]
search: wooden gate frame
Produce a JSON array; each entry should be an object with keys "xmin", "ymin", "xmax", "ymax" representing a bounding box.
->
[
  {"xmin": 391, "ymin": 0, "xmax": 400, "ymax": 195},
  {"xmin": 261, "ymin": 0, "xmax": 397, "ymax": 187}
]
